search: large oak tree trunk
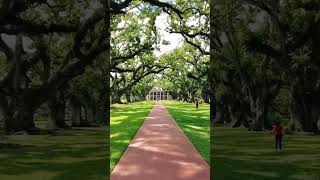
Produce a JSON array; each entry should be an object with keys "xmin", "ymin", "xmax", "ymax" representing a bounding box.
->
[
  {"xmin": 96, "ymin": 105, "xmax": 104, "ymax": 124},
  {"xmin": 7, "ymin": 105, "xmax": 38, "ymax": 134},
  {"xmin": 86, "ymin": 105, "xmax": 95, "ymax": 122},
  {"xmin": 126, "ymin": 92, "xmax": 131, "ymax": 103},
  {"xmin": 0, "ymin": 95, "xmax": 9, "ymax": 136},
  {"xmin": 209, "ymin": 0, "xmax": 215, "ymax": 127},
  {"xmin": 112, "ymin": 94, "xmax": 122, "ymax": 104},
  {"xmin": 248, "ymin": 99, "xmax": 266, "ymax": 131},
  {"xmin": 229, "ymin": 101, "xmax": 249, "ymax": 128},
  {"xmin": 47, "ymin": 96, "xmax": 68, "ymax": 130},
  {"xmin": 291, "ymin": 95, "xmax": 320, "ymax": 133},
  {"xmin": 202, "ymin": 91, "xmax": 210, "ymax": 104},
  {"xmin": 4, "ymin": 35, "xmax": 39, "ymax": 133},
  {"xmin": 71, "ymin": 102, "xmax": 88, "ymax": 127}
]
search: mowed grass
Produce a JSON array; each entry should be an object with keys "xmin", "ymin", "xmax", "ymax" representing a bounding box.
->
[
  {"xmin": 0, "ymin": 127, "xmax": 108, "ymax": 180},
  {"xmin": 212, "ymin": 127, "xmax": 320, "ymax": 180},
  {"xmin": 163, "ymin": 101, "xmax": 210, "ymax": 163},
  {"xmin": 110, "ymin": 101, "xmax": 155, "ymax": 171}
]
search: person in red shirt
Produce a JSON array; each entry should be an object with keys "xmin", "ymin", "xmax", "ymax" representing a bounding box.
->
[
  {"xmin": 272, "ymin": 122, "xmax": 283, "ymax": 151},
  {"xmin": 195, "ymin": 100, "xmax": 199, "ymax": 109}
]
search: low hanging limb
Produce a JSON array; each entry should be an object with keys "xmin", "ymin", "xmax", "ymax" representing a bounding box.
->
[{"xmin": 110, "ymin": 0, "xmax": 183, "ymax": 19}]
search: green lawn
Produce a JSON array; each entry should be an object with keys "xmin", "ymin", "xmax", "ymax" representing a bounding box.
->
[
  {"xmin": 0, "ymin": 127, "xmax": 108, "ymax": 180},
  {"xmin": 212, "ymin": 126, "xmax": 320, "ymax": 180},
  {"xmin": 110, "ymin": 101, "xmax": 155, "ymax": 171},
  {"xmin": 163, "ymin": 100, "xmax": 210, "ymax": 163}
]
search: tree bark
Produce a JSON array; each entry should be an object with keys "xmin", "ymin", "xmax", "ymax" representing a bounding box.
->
[
  {"xmin": 83, "ymin": 106, "xmax": 87, "ymax": 122},
  {"xmin": 0, "ymin": 95, "xmax": 8, "ymax": 135},
  {"xmin": 126, "ymin": 92, "xmax": 131, "ymax": 103},
  {"xmin": 12, "ymin": 34, "xmax": 23, "ymax": 92},
  {"xmin": 6, "ymin": 106, "xmax": 38, "ymax": 134},
  {"xmin": 288, "ymin": 100, "xmax": 303, "ymax": 132},
  {"xmin": 86, "ymin": 105, "xmax": 95, "ymax": 122},
  {"xmin": 71, "ymin": 102, "xmax": 89, "ymax": 127},
  {"xmin": 112, "ymin": 94, "xmax": 122, "ymax": 104},
  {"xmin": 95, "ymin": 106, "xmax": 104, "ymax": 124},
  {"xmin": 290, "ymin": 83, "xmax": 320, "ymax": 133},
  {"xmin": 47, "ymin": 95, "xmax": 68, "ymax": 130}
]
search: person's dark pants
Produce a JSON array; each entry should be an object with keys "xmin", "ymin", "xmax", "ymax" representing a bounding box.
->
[{"xmin": 275, "ymin": 135, "xmax": 282, "ymax": 150}]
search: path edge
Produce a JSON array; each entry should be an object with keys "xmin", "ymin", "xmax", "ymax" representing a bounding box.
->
[
  {"xmin": 162, "ymin": 101, "xmax": 210, "ymax": 166},
  {"xmin": 110, "ymin": 101, "xmax": 157, "ymax": 173}
]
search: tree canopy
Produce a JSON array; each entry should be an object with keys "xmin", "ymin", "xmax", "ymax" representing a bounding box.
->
[{"xmin": 209, "ymin": 0, "xmax": 320, "ymax": 133}]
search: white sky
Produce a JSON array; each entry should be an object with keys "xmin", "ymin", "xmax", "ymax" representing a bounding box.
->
[{"xmin": 154, "ymin": 13, "xmax": 183, "ymax": 57}]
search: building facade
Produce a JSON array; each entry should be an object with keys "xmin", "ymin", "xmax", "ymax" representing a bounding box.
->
[{"xmin": 146, "ymin": 88, "xmax": 172, "ymax": 100}]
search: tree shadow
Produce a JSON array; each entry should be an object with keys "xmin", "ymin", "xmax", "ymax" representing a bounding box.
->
[
  {"xmin": 163, "ymin": 101, "xmax": 210, "ymax": 163},
  {"xmin": 110, "ymin": 101, "xmax": 155, "ymax": 171},
  {"xmin": 111, "ymin": 105, "xmax": 209, "ymax": 180},
  {"xmin": 0, "ymin": 127, "xmax": 109, "ymax": 180},
  {"xmin": 211, "ymin": 127, "xmax": 320, "ymax": 179}
]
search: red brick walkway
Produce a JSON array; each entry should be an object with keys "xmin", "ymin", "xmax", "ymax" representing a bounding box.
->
[{"xmin": 110, "ymin": 101, "xmax": 210, "ymax": 180}]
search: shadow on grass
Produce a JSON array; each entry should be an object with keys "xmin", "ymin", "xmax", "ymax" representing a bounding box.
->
[
  {"xmin": 163, "ymin": 101, "xmax": 210, "ymax": 163},
  {"xmin": 211, "ymin": 127, "xmax": 320, "ymax": 180},
  {"xmin": 110, "ymin": 101, "xmax": 155, "ymax": 172},
  {"xmin": 0, "ymin": 127, "xmax": 109, "ymax": 180}
]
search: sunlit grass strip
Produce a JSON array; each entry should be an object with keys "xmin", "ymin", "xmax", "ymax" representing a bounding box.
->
[
  {"xmin": 163, "ymin": 100, "xmax": 210, "ymax": 163},
  {"xmin": 110, "ymin": 101, "xmax": 155, "ymax": 172}
]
